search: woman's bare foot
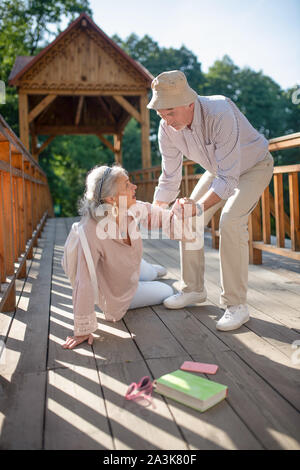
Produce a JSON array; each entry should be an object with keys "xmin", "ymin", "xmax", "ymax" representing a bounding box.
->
[{"xmin": 62, "ymin": 334, "xmax": 94, "ymax": 349}]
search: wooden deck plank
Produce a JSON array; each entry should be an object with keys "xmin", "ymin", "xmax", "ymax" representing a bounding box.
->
[
  {"xmin": 151, "ymin": 304, "xmax": 300, "ymax": 449},
  {"xmin": 44, "ymin": 217, "xmax": 113, "ymax": 450},
  {"xmin": 124, "ymin": 307, "xmax": 263, "ymax": 450},
  {"xmin": 160, "ymin": 238, "xmax": 300, "ymax": 330},
  {"xmin": 0, "ymin": 220, "xmax": 55, "ymax": 449},
  {"xmin": 142, "ymin": 239, "xmax": 300, "ymax": 412},
  {"xmin": 147, "ymin": 356, "xmax": 262, "ymax": 450},
  {"xmin": 1, "ymin": 216, "xmax": 299, "ymax": 450},
  {"xmin": 97, "ymin": 360, "xmax": 188, "ymax": 450},
  {"xmin": 151, "ymin": 238, "xmax": 300, "ymax": 348},
  {"xmin": 0, "ymin": 371, "xmax": 47, "ymax": 449}
]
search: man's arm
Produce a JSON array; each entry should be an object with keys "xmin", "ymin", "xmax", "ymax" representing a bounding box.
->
[
  {"xmin": 197, "ymin": 188, "xmax": 222, "ymax": 211},
  {"xmin": 152, "ymin": 200, "xmax": 170, "ymax": 208},
  {"xmin": 153, "ymin": 122, "xmax": 183, "ymax": 205}
]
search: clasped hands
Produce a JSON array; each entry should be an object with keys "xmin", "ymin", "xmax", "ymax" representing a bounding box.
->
[{"xmin": 170, "ymin": 197, "xmax": 198, "ymax": 219}]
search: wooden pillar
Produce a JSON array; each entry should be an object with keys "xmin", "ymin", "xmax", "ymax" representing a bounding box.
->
[
  {"xmin": 19, "ymin": 93, "xmax": 30, "ymax": 150},
  {"xmin": 113, "ymin": 133, "xmax": 123, "ymax": 165},
  {"xmin": 0, "ymin": 171, "xmax": 6, "ymax": 283},
  {"xmin": 274, "ymin": 173, "xmax": 285, "ymax": 247},
  {"xmin": 211, "ymin": 208, "xmax": 222, "ymax": 250},
  {"xmin": 140, "ymin": 94, "xmax": 151, "ymax": 169},
  {"xmin": 2, "ymin": 282, "xmax": 16, "ymax": 312},
  {"xmin": 0, "ymin": 141, "xmax": 15, "ymax": 275},
  {"xmin": 261, "ymin": 187, "xmax": 271, "ymax": 244},
  {"xmin": 289, "ymin": 172, "xmax": 300, "ymax": 251},
  {"xmin": 31, "ymin": 131, "xmax": 38, "ymax": 161},
  {"xmin": 24, "ymin": 162, "xmax": 33, "ymax": 258},
  {"xmin": 249, "ymin": 201, "xmax": 262, "ymax": 264}
]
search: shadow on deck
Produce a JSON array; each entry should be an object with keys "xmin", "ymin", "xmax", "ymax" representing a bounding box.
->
[{"xmin": 0, "ymin": 217, "xmax": 299, "ymax": 450}]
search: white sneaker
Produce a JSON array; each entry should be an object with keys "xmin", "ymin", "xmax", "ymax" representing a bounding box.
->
[
  {"xmin": 216, "ymin": 304, "xmax": 250, "ymax": 331},
  {"xmin": 152, "ymin": 264, "xmax": 168, "ymax": 278},
  {"xmin": 163, "ymin": 288, "xmax": 207, "ymax": 309}
]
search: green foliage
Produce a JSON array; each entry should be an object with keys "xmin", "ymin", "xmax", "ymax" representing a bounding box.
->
[
  {"xmin": 0, "ymin": 0, "xmax": 92, "ymax": 131},
  {"xmin": 39, "ymin": 134, "xmax": 115, "ymax": 217}
]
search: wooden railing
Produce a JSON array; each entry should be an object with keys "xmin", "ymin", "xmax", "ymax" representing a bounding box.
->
[
  {"xmin": 130, "ymin": 132, "xmax": 300, "ymax": 263},
  {"xmin": 0, "ymin": 114, "xmax": 54, "ymax": 313}
]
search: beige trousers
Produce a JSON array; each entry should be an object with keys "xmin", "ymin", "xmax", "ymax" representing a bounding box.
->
[{"xmin": 180, "ymin": 151, "xmax": 274, "ymax": 306}]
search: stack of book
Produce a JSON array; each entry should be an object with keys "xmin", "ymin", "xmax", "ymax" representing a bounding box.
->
[{"xmin": 154, "ymin": 364, "xmax": 228, "ymax": 413}]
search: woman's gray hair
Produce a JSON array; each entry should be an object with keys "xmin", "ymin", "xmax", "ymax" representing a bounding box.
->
[{"xmin": 78, "ymin": 164, "xmax": 128, "ymax": 220}]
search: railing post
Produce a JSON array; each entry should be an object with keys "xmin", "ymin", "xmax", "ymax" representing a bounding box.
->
[
  {"xmin": 274, "ymin": 173, "xmax": 285, "ymax": 247},
  {"xmin": 289, "ymin": 172, "xmax": 300, "ymax": 251},
  {"xmin": 0, "ymin": 171, "xmax": 5, "ymax": 283},
  {"xmin": 249, "ymin": 200, "xmax": 262, "ymax": 264},
  {"xmin": 261, "ymin": 187, "xmax": 271, "ymax": 244},
  {"xmin": 2, "ymin": 282, "xmax": 16, "ymax": 313},
  {"xmin": 24, "ymin": 161, "xmax": 33, "ymax": 259},
  {"xmin": 211, "ymin": 208, "xmax": 222, "ymax": 250}
]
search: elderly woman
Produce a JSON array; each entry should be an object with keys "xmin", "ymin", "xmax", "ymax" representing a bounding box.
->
[{"xmin": 63, "ymin": 164, "xmax": 198, "ymax": 349}]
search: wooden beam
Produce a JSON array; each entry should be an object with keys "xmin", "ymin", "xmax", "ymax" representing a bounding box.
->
[
  {"xmin": 22, "ymin": 89, "xmax": 146, "ymax": 96},
  {"xmin": 140, "ymin": 94, "xmax": 151, "ymax": 168},
  {"xmin": 75, "ymin": 96, "xmax": 84, "ymax": 126},
  {"xmin": 112, "ymin": 95, "xmax": 141, "ymax": 123},
  {"xmin": 98, "ymin": 134, "xmax": 115, "ymax": 153},
  {"xmin": 252, "ymin": 242, "xmax": 300, "ymax": 261},
  {"xmin": 97, "ymin": 97, "xmax": 116, "ymax": 124},
  {"xmin": 36, "ymin": 135, "xmax": 55, "ymax": 157},
  {"xmin": 19, "ymin": 93, "xmax": 29, "ymax": 150},
  {"xmin": 269, "ymin": 132, "xmax": 300, "ymax": 152},
  {"xmin": 113, "ymin": 133, "xmax": 123, "ymax": 164},
  {"xmin": 273, "ymin": 164, "xmax": 300, "ymax": 174},
  {"xmin": 28, "ymin": 94, "xmax": 57, "ymax": 123},
  {"xmin": 36, "ymin": 125, "xmax": 116, "ymax": 134}
]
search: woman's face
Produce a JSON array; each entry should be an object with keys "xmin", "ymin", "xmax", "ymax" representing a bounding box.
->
[{"xmin": 114, "ymin": 174, "xmax": 137, "ymax": 209}]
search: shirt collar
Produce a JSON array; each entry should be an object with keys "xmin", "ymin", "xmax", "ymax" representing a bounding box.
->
[
  {"xmin": 190, "ymin": 97, "xmax": 201, "ymax": 130},
  {"xmin": 183, "ymin": 96, "xmax": 201, "ymax": 132}
]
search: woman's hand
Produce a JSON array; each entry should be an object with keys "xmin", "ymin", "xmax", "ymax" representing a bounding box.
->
[
  {"xmin": 62, "ymin": 333, "xmax": 94, "ymax": 349},
  {"xmin": 170, "ymin": 197, "xmax": 197, "ymax": 218}
]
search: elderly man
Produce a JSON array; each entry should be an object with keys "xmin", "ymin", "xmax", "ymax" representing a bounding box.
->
[{"xmin": 147, "ymin": 70, "xmax": 274, "ymax": 331}]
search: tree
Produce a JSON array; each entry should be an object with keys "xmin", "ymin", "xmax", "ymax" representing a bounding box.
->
[
  {"xmin": 0, "ymin": 0, "xmax": 92, "ymax": 133},
  {"xmin": 112, "ymin": 33, "xmax": 206, "ymax": 166},
  {"xmin": 204, "ymin": 55, "xmax": 292, "ymax": 139}
]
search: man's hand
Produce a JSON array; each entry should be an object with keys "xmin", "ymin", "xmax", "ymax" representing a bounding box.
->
[
  {"xmin": 152, "ymin": 200, "xmax": 169, "ymax": 209},
  {"xmin": 170, "ymin": 197, "xmax": 197, "ymax": 218}
]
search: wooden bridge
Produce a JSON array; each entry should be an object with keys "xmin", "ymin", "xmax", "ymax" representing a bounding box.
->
[{"xmin": 0, "ymin": 113, "xmax": 300, "ymax": 450}]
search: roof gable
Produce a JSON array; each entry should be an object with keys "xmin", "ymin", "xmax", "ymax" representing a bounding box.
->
[{"xmin": 9, "ymin": 13, "xmax": 153, "ymax": 90}]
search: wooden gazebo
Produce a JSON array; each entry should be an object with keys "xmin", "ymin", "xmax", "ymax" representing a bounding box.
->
[{"xmin": 8, "ymin": 13, "xmax": 153, "ymax": 168}]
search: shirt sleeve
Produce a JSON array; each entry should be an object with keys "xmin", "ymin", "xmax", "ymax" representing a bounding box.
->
[
  {"xmin": 132, "ymin": 201, "xmax": 198, "ymax": 242},
  {"xmin": 210, "ymin": 100, "xmax": 241, "ymax": 200},
  {"xmin": 153, "ymin": 121, "xmax": 183, "ymax": 204}
]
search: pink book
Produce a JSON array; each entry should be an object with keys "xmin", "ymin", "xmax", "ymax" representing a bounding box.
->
[{"xmin": 180, "ymin": 361, "xmax": 219, "ymax": 375}]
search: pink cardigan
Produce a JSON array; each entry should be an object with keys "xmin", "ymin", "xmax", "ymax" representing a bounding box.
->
[{"xmin": 72, "ymin": 201, "xmax": 196, "ymax": 336}]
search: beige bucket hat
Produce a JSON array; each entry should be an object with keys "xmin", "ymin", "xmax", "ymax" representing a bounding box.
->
[{"xmin": 147, "ymin": 70, "xmax": 198, "ymax": 110}]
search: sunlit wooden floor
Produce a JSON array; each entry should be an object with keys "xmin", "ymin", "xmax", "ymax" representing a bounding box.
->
[{"xmin": 0, "ymin": 217, "xmax": 300, "ymax": 450}]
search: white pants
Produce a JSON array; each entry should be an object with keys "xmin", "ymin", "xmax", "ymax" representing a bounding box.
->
[{"xmin": 128, "ymin": 259, "xmax": 173, "ymax": 309}]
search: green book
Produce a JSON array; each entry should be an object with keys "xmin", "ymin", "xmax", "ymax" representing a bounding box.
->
[{"xmin": 155, "ymin": 369, "xmax": 228, "ymax": 412}]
